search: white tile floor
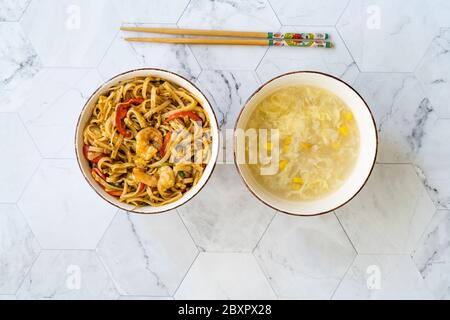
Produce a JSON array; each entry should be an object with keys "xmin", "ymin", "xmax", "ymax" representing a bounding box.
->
[{"xmin": 0, "ymin": 0, "xmax": 449, "ymax": 299}]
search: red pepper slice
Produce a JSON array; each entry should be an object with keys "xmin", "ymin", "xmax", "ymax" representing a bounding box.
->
[
  {"xmin": 160, "ymin": 131, "xmax": 172, "ymax": 157},
  {"xmin": 106, "ymin": 190, "xmax": 122, "ymax": 197},
  {"xmin": 115, "ymin": 98, "xmax": 144, "ymax": 138},
  {"xmin": 165, "ymin": 111, "xmax": 202, "ymax": 124},
  {"xmin": 92, "ymin": 155, "xmax": 104, "ymax": 164},
  {"xmin": 92, "ymin": 167, "xmax": 106, "ymax": 180},
  {"xmin": 83, "ymin": 144, "xmax": 90, "ymax": 159},
  {"xmin": 137, "ymin": 183, "xmax": 145, "ymax": 193}
]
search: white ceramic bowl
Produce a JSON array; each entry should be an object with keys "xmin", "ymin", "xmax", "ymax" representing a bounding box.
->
[
  {"xmin": 75, "ymin": 68, "xmax": 219, "ymax": 214},
  {"xmin": 234, "ymin": 71, "xmax": 377, "ymax": 216}
]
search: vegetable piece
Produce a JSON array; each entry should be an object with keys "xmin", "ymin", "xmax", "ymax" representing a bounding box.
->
[
  {"xmin": 83, "ymin": 144, "xmax": 90, "ymax": 159},
  {"xmin": 83, "ymin": 144, "xmax": 105, "ymax": 163},
  {"xmin": 92, "ymin": 155, "xmax": 104, "ymax": 164},
  {"xmin": 92, "ymin": 167, "xmax": 106, "ymax": 180},
  {"xmin": 106, "ymin": 190, "xmax": 122, "ymax": 197},
  {"xmin": 344, "ymin": 112, "xmax": 353, "ymax": 121},
  {"xmin": 115, "ymin": 98, "xmax": 144, "ymax": 138},
  {"xmin": 178, "ymin": 171, "xmax": 185, "ymax": 178},
  {"xmin": 339, "ymin": 125, "xmax": 349, "ymax": 136},
  {"xmin": 292, "ymin": 177, "xmax": 304, "ymax": 184},
  {"xmin": 165, "ymin": 111, "xmax": 202, "ymax": 124},
  {"xmin": 160, "ymin": 131, "xmax": 172, "ymax": 157},
  {"xmin": 91, "ymin": 168, "xmax": 123, "ymax": 192},
  {"xmin": 279, "ymin": 159, "xmax": 288, "ymax": 171},
  {"xmin": 299, "ymin": 142, "xmax": 312, "ymax": 151},
  {"xmin": 137, "ymin": 183, "xmax": 145, "ymax": 193}
]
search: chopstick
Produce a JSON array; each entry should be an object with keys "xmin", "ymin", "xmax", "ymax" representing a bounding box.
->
[
  {"xmin": 124, "ymin": 37, "xmax": 333, "ymax": 48},
  {"xmin": 120, "ymin": 26, "xmax": 329, "ymax": 40}
]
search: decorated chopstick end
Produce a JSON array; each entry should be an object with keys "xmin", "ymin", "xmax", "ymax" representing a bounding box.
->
[
  {"xmin": 269, "ymin": 39, "xmax": 333, "ymax": 48},
  {"xmin": 268, "ymin": 32, "xmax": 329, "ymax": 40}
]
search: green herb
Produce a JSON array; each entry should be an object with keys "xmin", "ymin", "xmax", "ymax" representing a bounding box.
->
[{"xmin": 178, "ymin": 171, "xmax": 185, "ymax": 178}]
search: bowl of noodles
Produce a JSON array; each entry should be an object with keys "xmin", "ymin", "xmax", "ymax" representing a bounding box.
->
[
  {"xmin": 234, "ymin": 71, "xmax": 377, "ymax": 216},
  {"xmin": 75, "ymin": 68, "xmax": 219, "ymax": 214}
]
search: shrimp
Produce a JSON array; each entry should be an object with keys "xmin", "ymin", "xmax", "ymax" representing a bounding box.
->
[
  {"xmin": 135, "ymin": 127, "xmax": 163, "ymax": 164},
  {"xmin": 133, "ymin": 168, "xmax": 157, "ymax": 187},
  {"xmin": 157, "ymin": 166, "xmax": 175, "ymax": 196}
]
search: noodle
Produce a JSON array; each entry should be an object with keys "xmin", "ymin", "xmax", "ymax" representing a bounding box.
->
[{"xmin": 82, "ymin": 76, "xmax": 211, "ymax": 207}]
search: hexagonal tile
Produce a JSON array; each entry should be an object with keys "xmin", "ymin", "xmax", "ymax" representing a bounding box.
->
[
  {"xmin": 0, "ymin": 204, "xmax": 40, "ymax": 294},
  {"xmin": 333, "ymin": 255, "xmax": 433, "ymax": 299},
  {"xmin": 0, "ymin": 22, "xmax": 40, "ymax": 104},
  {"xmin": 99, "ymin": 23, "xmax": 201, "ymax": 81},
  {"xmin": 178, "ymin": 165, "xmax": 275, "ymax": 252},
  {"xmin": 353, "ymin": 73, "xmax": 434, "ymax": 163},
  {"xmin": 336, "ymin": 164, "xmax": 435, "ymax": 254},
  {"xmin": 112, "ymin": 0, "xmax": 189, "ymax": 23},
  {"xmin": 175, "ymin": 253, "xmax": 276, "ymax": 299},
  {"xmin": 413, "ymin": 210, "xmax": 450, "ymax": 299},
  {"xmin": 17, "ymin": 250, "xmax": 118, "ymax": 299},
  {"xmin": 17, "ymin": 68, "xmax": 102, "ymax": 158},
  {"xmin": 254, "ymin": 213, "xmax": 356, "ymax": 299},
  {"xmin": 256, "ymin": 26, "xmax": 359, "ymax": 85},
  {"xmin": 0, "ymin": 114, "xmax": 40, "ymax": 202},
  {"xmin": 97, "ymin": 31, "xmax": 142, "ymax": 80},
  {"xmin": 178, "ymin": 0, "xmax": 280, "ymax": 70},
  {"xmin": 2, "ymin": 67, "xmax": 97, "ymax": 113},
  {"xmin": 20, "ymin": 0, "xmax": 121, "ymax": 67},
  {"xmin": 0, "ymin": 0, "xmax": 31, "ymax": 22},
  {"xmin": 97, "ymin": 211, "xmax": 198, "ymax": 296},
  {"xmin": 18, "ymin": 159, "xmax": 117, "ymax": 249},
  {"xmin": 416, "ymin": 28, "xmax": 450, "ymax": 118},
  {"xmin": 196, "ymin": 70, "xmax": 260, "ymax": 129},
  {"xmin": 19, "ymin": 79, "xmax": 95, "ymax": 159},
  {"xmin": 413, "ymin": 118, "xmax": 450, "ymax": 209},
  {"xmin": 337, "ymin": 0, "xmax": 439, "ymax": 72},
  {"xmin": 431, "ymin": 1, "xmax": 450, "ymax": 27},
  {"xmin": 269, "ymin": 0, "xmax": 349, "ymax": 26}
]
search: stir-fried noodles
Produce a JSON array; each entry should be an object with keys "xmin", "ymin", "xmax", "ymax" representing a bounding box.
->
[{"xmin": 82, "ymin": 76, "xmax": 212, "ymax": 207}]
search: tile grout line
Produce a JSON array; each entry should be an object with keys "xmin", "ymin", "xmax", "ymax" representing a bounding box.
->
[
  {"xmin": 334, "ymin": 0, "xmax": 352, "ymax": 29},
  {"xmin": 334, "ymin": 211, "xmax": 358, "ymax": 255},
  {"xmin": 329, "ymin": 253, "xmax": 357, "ymax": 300},
  {"xmin": 252, "ymin": 211, "xmax": 277, "ymax": 254},
  {"xmin": 172, "ymin": 250, "xmax": 201, "ymax": 299},
  {"xmin": 175, "ymin": 208, "xmax": 204, "ymax": 253},
  {"xmin": 334, "ymin": 26, "xmax": 362, "ymax": 74},
  {"xmin": 175, "ymin": 0, "xmax": 192, "ymax": 26},
  {"xmin": 266, "ymin": 0, "xmax": 283, "ymax": 27}
]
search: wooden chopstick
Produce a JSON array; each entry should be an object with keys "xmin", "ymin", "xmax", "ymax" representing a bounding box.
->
[
  {"xmin": 124, "ymin": 37, "xmax": 333, "ymax": 48},
  {"xmin": 120, "ymin": 26, "xmax": 329, "ymax": 40}
]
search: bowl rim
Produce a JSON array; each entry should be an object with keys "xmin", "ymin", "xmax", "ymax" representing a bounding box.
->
[
  {"xmin": 75, "ymin": 67, "xmax": 219, "ymax": 214},
  {"xmin": 233, "ymin": 70, "xmax": 378, "ymax": 217}
]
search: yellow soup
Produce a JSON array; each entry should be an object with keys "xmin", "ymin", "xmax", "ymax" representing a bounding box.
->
[{"xmin": 245, "ymin": 86, "xmax": 360, "ymax": 201}]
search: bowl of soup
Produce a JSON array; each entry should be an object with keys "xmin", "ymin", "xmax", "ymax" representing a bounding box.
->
[{"xmin": 234, "ymin": 71, "xmax": 377, "ymax": 216}]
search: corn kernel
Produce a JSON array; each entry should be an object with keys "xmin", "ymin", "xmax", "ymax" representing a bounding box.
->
[
  {"xmin": 292, "ymin": 177, "xmax": 304, "ymax": 184},
  {"xmin": 339, "ymin": 125, "xmax": 349, "ymax": 136},
  {"xmin": 279, "ymin": 159, "xmax": 288, "ymax": 171},
  {"xmin": 299, "ymin": 142, "xmax": 312, "ymax": 151},
  {"xmin": 283, "ymin": 136, "xmax": 292, "ymax": 146},
  {"xmin": 344, "ymin": 112, "xmax": 353, "ymax": 121}
]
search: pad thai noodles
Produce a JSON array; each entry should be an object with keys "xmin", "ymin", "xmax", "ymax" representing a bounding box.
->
[{"xmin": 82, "ymin": 76, "xmax": 212, "ymax": 207}]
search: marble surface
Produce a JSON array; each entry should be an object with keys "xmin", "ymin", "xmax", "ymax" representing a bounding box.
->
[{"xmin": 0, "ymin": 0, "xmax": 449, "ymax": 300}]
